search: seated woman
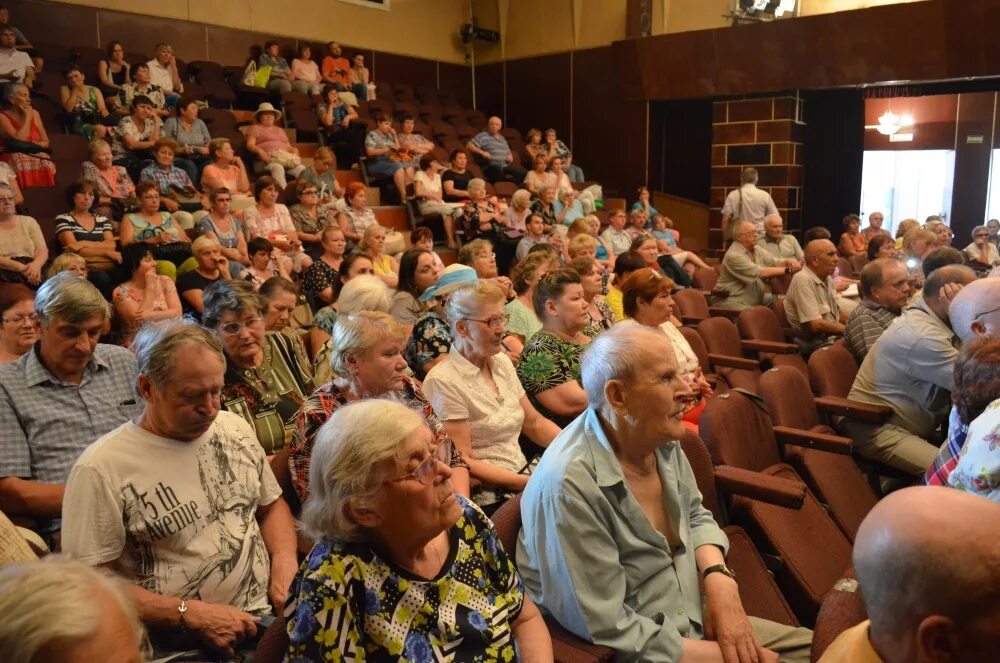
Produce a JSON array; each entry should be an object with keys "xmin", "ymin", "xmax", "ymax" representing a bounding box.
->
[
  {"xmin": 568, "ymin": 256, "xmax": 615, "ymax": 338},
  {"xmin": 176, "ymin": 234, "xmax": 228, "ymax": 318},
  {"xmin": 311, "ymin": 253, "xmax": 375, "ymax": 337},
  {"xmin": 548, "ymin": 156, "xmax": 574, "ymax": 195},
  {"xmin": 358, "ymin": 224, "xmax": 399, "ymax": 289},
  {"xmin": 0, "ymin": 184, "xmax": 45, "ymax": 286},
  {"xmin": 604, "ymin": 250, "xmax": 647, "ymax": 321},
  {"xmin": 316, "ymin": 87, "xmax": 363, "ymax": 169},
  {"xmin": 198, "ymin": 187, "xmax": 249, "ymax": 279},
  {"xmin": 389, "ymin": 248, "xmax": 440, "ymax": 332},
  {"xmin": 543, "ymin": 127, "xmax": 583, "ymax": 182},
  {"xmin": 411, "ymin": 226, "xmax": 445, "ymax": 270},
  {"xmin": 111, "ymin": 94, "xmax": 160, "ymax": 180},
  {"xmin": 289, "ymin": 45, "xmax": 322, "ymax": 96},
  {"xmin": 138, "ymin": 138, "xmax": 201, "ymax": 230},
  {"xmin": 47, "ymin": 253, "xmax": 89, "ymax": 279},
  {"xmin": 246, "ymin": 102, "xmax": 305, "ymax": 190},
  {"xmin": 505, "ymin": 252, "xmax": 549, "ymax": 344},
  {"xmin": 523, "ymin": 155, "xmax": 555, "ymax": 197},
  {"xmin": 839, "ymin": 213, "xmax": 867, "ymax": 257},
  {"xmin": 413, "ymin": 154, "xmax": 461, "ymax": 248},
  {"xmin": 243, "ymin": 236, "xmax": 292, "ymax": 290},
  {"xmin": 524, "ymin": 128, "xmax": 544, "ymax": 164},
  {"xmin": 284, "ymin": 398, "xmax": 549, "ymax": 661},
  {"xmin": 289, "ymin": 179, "xmax": 336, "ymax": 257},
  {"xmin": 337, "ymin": 180, "xmax": 378, "ymax": 248},
  {"xmin": 861, "ymin": 211, "xmax": 891, "ymax": 244},
  {"xmin": 112, "ymin": 243, "xmax": 182, "ymax": 347},
  {"xmin": 289, "ymin": 312, "xmax": 471, "ymax": 505},
  {"xmin": 0, "ymin": 283, "xmax": 36, "ymax": 364},
  {"xmin": 464, "ymin": 177, "xmax": 516, "ymax": 274},
  {"xmin": 244, "ymin": 175, "xmax": 312, "ymax": 275},
  {"xmin": 260, "ymin": 275, "xmax": 301, "ymax": 333},
  {"xmin": 97, "ymin": 41, "xmax": 130, "ymax": 98},
  {"xmin": 203, "ymin": 278, "xmax": 314, "ymax": 455},
  {"xmin": 302, "ymin": 225, "xmax": 346, "ymax": 307},
  {"xmin": 424, "ymin": 279, "xmax": 561, "ymax": 511},
  {"xmin": 0, "ymin": 84, "xmax": 55, "ymax": 189},
  {"xmin": 54, "ymin": 179, "xmax": 121, "ymax": 299},
  {"xmin": 398, "ymin": 114, "xmax": 434, "ymax": 157},
  {"xmin": 162, "ymin": 98, "xmax": 212, "ymax": 184},
  {"xmin": 552, "ymin": 187, "xmax": 584, "ymax": 228},
  {"xmin": 630, "ymin": 185, "xmax": 659, "ymax": 219},
  {"xmin": 311, "ymin": 274, "xmax": 391, "ymax": 384},
  {"xmin": 631, "ymin": 233, "xmax": 691, "ymax": 287},
  {"xmin": 200, "ymin": 138, "xmax": 253, "ymax": 212},
  {"xmin": 867, "ymin": 233, "xmax": 896, "ymax": 261},
  {"xmin": 442, "ymin": 148, "xmax": 473, "ymax": 203},
  {"xmin": 459, "ymin": 237, "xmax": 515, "ymax": 300},
  {"xmin": 299, "ymin": 145, "xmax": 345, "ymax": 210},
  {"xmin": 620, "ymin": 267, "xmax": 713, "ymax": 426},
  {"xmin": 650, "ymin": 216, "xmax": 711, "ymax": 275},
  {"xmin": 113, "ymin": 63, "xmax": 167, "ymax": 118},
  {"xmin": 348, "ymin": 52, "xmax": 370, "ymax": 101},
  {"xmin": 258, "ymin": 40, "xmax": 292, "ymax": 94},
  {"xmin": 965, "ymin": 225, "xmax": 1000, "ymax": 267},
  {"xmin": 364, "ymin": 112, "xmax": 417, "ymax": 202},
  {"xmin": 516, "ymin": 268, "xmax": 591, "ymax": 428},
  {"xmin": 530, "ymin": 185, "xmax": 562, "ymax": 232},
  {"xmin": 80, "ymin": 138, "xmax": 135, "ymax": 223},
  {"xmin": 120, "ymin": 181, "xmax": 192, "ymax": 281},
  {"xmin": 405, "ymin": 263, "xmax": 479, "ymax": 381},
  {"xmin": 945, "ymin": 338, "xmax": 1000, "ymax": 502},
  {"xmin": 59, "ymin": 65, "xmax": 110, "ymax": 140},
  {"xmin": 503, "ymin": 188, "xmax": 532, "ymax": 236}
]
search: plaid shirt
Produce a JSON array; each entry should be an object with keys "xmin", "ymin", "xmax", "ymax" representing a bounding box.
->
[
  {"xmin": 289, "ymin": 375, "xmax": 449, "ymax": 503},
  {"xmin": 925, "ymin": 406, "xmax": 968, "ymax": 486},
  {"xmin": 0, "ymin": 344, "xmax": 141, "ymax": 532},
  {"xmin": 139, "ymin": 164, "xmax": 193, "ymax": 195}
]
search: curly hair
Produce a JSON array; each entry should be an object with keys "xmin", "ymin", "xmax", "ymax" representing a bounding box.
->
[{"xmin": 953, "ymin": 337, "xmax": 1000, "ymax": 424}]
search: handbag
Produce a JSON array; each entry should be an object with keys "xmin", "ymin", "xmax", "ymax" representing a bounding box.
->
[
  {"xmin": 241, "ymin": 61, "xmax": 258, "ymax": 87},
  {"xmin": 253, "ymin": 65, "xmax": 272, "ymax": 88},
  {"xmin": 270, "ymin": 149, "xmax": 302, "ymax": 169},
  {"xmin": 110, "ymin": 196, "xmax": 140, "ymax": 220}
]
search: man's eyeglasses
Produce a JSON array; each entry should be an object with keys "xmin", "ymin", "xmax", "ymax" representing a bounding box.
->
[
  {"xmin": 975, "ymin": 304, "xmax": 1000, "ymax": 322},
  {"xmin": 465, "ymin": 313, "xmax": 509, "ymax": 330},
  {"xmin": 218, "ymin": 317, "xmax": 264, "ymax": 336},
  {"xmin": 2, "ymin": 313, "xmax": 36, "ymax": 325},
  {"xmin": 388, "ymin": 440, "xmax": 453, "ymax": 486},
  {"xmin": 975, "ymin": 233, "xmax": 989, "ymax": 239}
]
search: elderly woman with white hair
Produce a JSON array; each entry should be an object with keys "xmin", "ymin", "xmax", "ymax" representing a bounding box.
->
[
  {"xmin": 0, "ymin": 182, "xmax": 46, "ymax": 285},
  {"xmin": 284, "ymin": 398, "xmax": 552, "ymax": 662},
  {"xmin": 423, "ymin": 279, "xmax": 561, "ymax": 511},
  {"xmin": 0, "ymin": 558, "xmax": 149, "ymax": 661},
  {"xmin": 311, "ymin": 272, "xmax": 391, "ymax": 384},
  {"xmin": 503, "ymin": 187, "xmax": 533, "ymax": 235},
  {"xmin": 203, "ymin": 279, "xmax": 314, "ymax": 455},
  {"xmin": 405, "ymin": 263, "xmax": 479, "ymax": 380},
  {"xmin": 965, "ymin": 225, "xmax": 1000, "ymax": 267},
  {"xmin": 176, "ymin": 234, "xmax": 229, "ymax": 318},
  {"xmin": 553, "ymin": 186, "xmax": 584, "ymax": 228},
  {"xmin": 516, "ymin": 324, "xmax": 814, "ymax": 662},
  {"xmin": 289, "ymin": 311, "xmax": 470, "ymax": 508}
]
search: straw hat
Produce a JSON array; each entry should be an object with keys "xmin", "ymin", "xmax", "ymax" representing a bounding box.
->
[{"xmin": 254, "ymin": 102, "xmax": 283, "ymax": 121}]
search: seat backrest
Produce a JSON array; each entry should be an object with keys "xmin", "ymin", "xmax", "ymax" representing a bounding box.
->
[
  {"xmin": 808, "ymin": 341, "xmax": 858, "ymax": 397},
  {"xmin": 759, "ymin": 366, "xmax": 822, "ymax": 431},
  {"xmin": 678, "ymin": 429, "xmax": 724, "ymax": 523},
  {"xmin": 837, "ymin": 256, "xmax": 856, "ymax": 278},
  {"xmin": 772, "ymin": 298, "xmax": 795, "ymax": 332},
  {"xmin": 811, "ymin": 570, "xmax": 867, "ymax": 660},
  {"xmin": 691, "ymin": 266, "xmax": 719, "ymax": 291},
  {"xmin": 698, "ymin": 390, "xmax": 783, "ymax": 472},
  {"xmin": 696, "ymin": 316, "xmax": 745, "ymax": 358},
  {"xmin": 674, "ymin": 288, "xmax": 710, "ymax": 319},
  {"xmin": 494, "ymin": 181, "xmax": 518, "ymax": 200},
  {"xmin": 679, "ymin": 326, "xmax": 711, "ymax": 373},
  {"xmin": 737, "ymin": 306, "xmax": 786, "ymax": 344},
  {"xmin": 491, "ymin": 492, "xmax": 523, "ymax": 563}
]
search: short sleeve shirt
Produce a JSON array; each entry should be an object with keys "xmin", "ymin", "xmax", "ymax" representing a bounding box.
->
[
  {"xmin": 469, "ymin": 131, "xmax": 512, "ymax": 166},
  {"xmin": 441, "ymin": 169, "xmax": 473, "ymax": 202},
  {"xmin": 757, "ymin": 234, "xmax": 804, "ymax": 261},
  {"xmin": 783, "ymin": 267, "xmax": 840, "ymax": 330},
  {"xmin": 243, "ymin": 204, "xmax": 296, "ymax": 240},
  {"xmin": 54, "ymin": 213, "xmax": 113, "ymax": 243},
  {"xmin": 505, "ymin": 297, "xmax": 543, "ymax": 342},
  {"xmin": 714, "ymin": 243, "xmax": 781, "ymax": 309},
  {"xmin": 601, "ymin": 227, "xmax": 632, "ymax": 255},
  {"xmin": 720, "ymin": 183, "xmax": 778, "ymax": 231},
  {"xmin": 516, "ymin": 330, "xmax": 586, "ymax": 427}
]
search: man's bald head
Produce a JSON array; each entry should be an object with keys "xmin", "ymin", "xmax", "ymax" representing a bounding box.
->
[
  {"xmin": 949, "ymin": 277, "xmax": 1000, "ymax": 344},
  {"xmin": 854, "ymin": 487, "xmax": 1000, "ymax": 661},
  {"xmin": 922, "ymin": 264, "xmax": 976, "ymax": 321},
  {"xmin": 804, "ymin": 239, "xmax": 838, "ymax": 278}
]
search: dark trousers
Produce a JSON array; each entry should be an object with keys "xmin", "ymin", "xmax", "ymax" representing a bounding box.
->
[
  {"xmin": 323, "ymin": 124, "xmax": 366, "ymax": 169},
  {"xmin": 484, "ymin": 162, "xmax": 527, "ymax": 184}
]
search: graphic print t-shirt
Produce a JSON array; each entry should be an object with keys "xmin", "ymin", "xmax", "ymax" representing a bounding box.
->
[{"xmin": 62, "ymin": 411, "xmax": 281, "ymax": 613}]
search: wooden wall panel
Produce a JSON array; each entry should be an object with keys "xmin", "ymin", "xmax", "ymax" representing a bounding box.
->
[
  {"xmin": 98, "ymin": 10, "xmax": 209, "ymax": 62},
  {"xmin": 504, "ymin": 53, "xmax": 571, "ymax": 142},
  {"xmin": 439, "ymin": 62, "xmax": 473, "ymax": 107},
  {"xmin": 373, "ymin": 52, "xmax": 437, "ymax": 90},
  {"xmin": 473, "ymin": 62, "xmax": 504, "ymax": 119},
  {"xmin": 863, "ymin": 96, "xmax": 958, "ymax": 151},
  {"xmin": 10, "ymin": 0, "xmax": 97, "ymax": 51}
]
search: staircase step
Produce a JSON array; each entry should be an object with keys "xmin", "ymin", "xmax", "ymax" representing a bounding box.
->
[
  {"xmin": 373, "ymin": 205, "xmax": 410, "ymax": 233},
  {"xmin": 335, "ymin": 169, "xmax": 362, "ymax": 186}
]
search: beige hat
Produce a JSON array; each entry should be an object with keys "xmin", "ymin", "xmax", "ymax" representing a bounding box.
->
[{"xmin": 254, "ymin": 102, "xmax": 283, "ymax": 121}]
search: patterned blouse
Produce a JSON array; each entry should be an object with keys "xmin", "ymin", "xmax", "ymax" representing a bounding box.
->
[
  {"xmin": 80, "ymin": 160, "xmax": 136, "ymax": 199},
  {"xmin": 340, "ymin": 205, "xmax": 378, "ymax": 237},
  {"xmin": 947, "ymin": 398, "xmax": 1000, "ymax": 503},
  {"xmin": 221, "ymin": 331, "xmax": 314, "ymax": 455},
  {"xmin": 289, "ymin": 375, "xmax": 449, "ymax": 503},
  {"xmin": 530, "ymin": 199, "xmax": 557, "ymax": 229},
  {"xmin": 124, "ymin": 212, "xmax": 184, "ymax": 242},
  {"xmin": 284, "ymin": 496, "xmax": 524, "ymax": 663},
  {"xmin": 289, "ymin": 203, "xmax": 334, "ymax": 235},
  {"xmin": 302, "ymin": 257, "xmax": 340, "ymax": 303},
  {"xmin": 405, "ymin": 311, "xmax": 452, "ymax": 380},
  {"xmin": 462, "ymin": 200, "xmax": 502, "ymax": 238},
  {"xmin": 516, "ymin": 330, "xmax": 587, "ymax": 428},
  {"xmin": 582, "ymin": 298, "xmax": 615, "ymax": 339}
]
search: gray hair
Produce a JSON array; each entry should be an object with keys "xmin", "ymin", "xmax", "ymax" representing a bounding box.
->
[
  {"xmin": 0, "ymin": 557, "xmax": 149, "ymax": 660},
  {"xmin": 191, "ymin": 234, "xmax": 221, "ymax": 256},
  {"xmin": 467, "ymin": 178, "xmax": 486, "ymax": 195},
  {"xmin": 740, "ymin": 167, "xmax": 758, "ymax": 184},
  {"xmin": 337, "ymin": 274, "xmax": 391, "ymax": 315},
  {"xmin": 34, "ymin": 272, "xmax": 111, "ymax": 326},
  {"xmin": 202, "ymin": 279, "xmax": 265, "ymax": 329},
  {"xmin": 301, "ymin": 399, "xmax": 425, "ymax": 541},
  {"xmin": 949, "ymin": 277, "xmax": 1000, "ymax": 344},
  {"xmin": 132, "ymin": 319, "xmax": 224, "ymax": 389},
  {"xmin": 5, "ymin": 83, "xmax": 25, "ymax": 102},
  {"xmin": 972, "ymin": 225, "xmax": 988, "ymax": 240},
  {"xmin": 581, "ymin": 324, "xmax": 664, "ymax": 409},
  {"xmin": 328, "ymin": 311, "xmax": 406, "ymax": 378},
  {"xmin": 445, "ymin": 279, "xmax": 505, "ymax": 336}
]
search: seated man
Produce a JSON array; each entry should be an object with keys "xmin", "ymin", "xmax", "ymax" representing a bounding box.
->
[
  {"xmin": 842, "ymin": 265, "xmax": 976, "ymax": 476},
  {"xmin": 757, "ymin": 213, "xmax": 804, "ymax": 262},
  {"xmin": 713, "ymin": 219, "xmax": 801, "ymax": 310},
  {"xmin": 819, "ymin": 487, "xmax": 1000, "ymax": 662},
  {"xmin": 61, "ymin": 319, "xmax": 297, "ymax": 659},
  {"xmin": 0, "ymin": 26, "xmax": 33, "ymax": 93},
  {"xmin": 784, "ymin": 238, "xmax": 848, "ymax": 353},
  {"xmin": 146, "ymin": 43, "xmax": 183, "ymax": 107},
  {"xmin": 0, "ymin": 274, "xmax": 140, "ymax": 546},
  {"xmin": 466, "ymin": 116, "xmax": 527, "ymax": 184},
  {"xmin": 518, "ymin": 324, "xmax": 813, "ymax": 662},
  {"xmin": 844, "ymin": 258, "xmax": 911, "ymax": 363}
]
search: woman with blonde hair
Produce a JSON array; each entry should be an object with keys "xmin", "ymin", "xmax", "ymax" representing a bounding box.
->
[
  {"xmin": 46, "ymin": 253, "xmax": 88, "ymax": 279},
  {"xmin": 200, "ymin": 137, "xmax": 253, "ymax": 210},
  {"xmin": 524, "ymin": 127, "xmax": 544, "ymax": 163},
  {"xmin": 553, "ymin": 186, "xmax": 584, "ymax": 227},
  {"xmin": 503, "ymin": 187, "xmax": 532, "ymax": 235},
  {"xmin": 358, "ymin": 224, "xmax": 399, "ymax": 289},
  {"xmin": 523, "ymin": 154, "xmax": 555, "ymax": 197}
]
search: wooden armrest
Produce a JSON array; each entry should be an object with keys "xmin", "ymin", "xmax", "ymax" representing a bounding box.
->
[
  {"xmin": 680, "ymin": 314, "xmax": 706, "ymax": 326},
  {"xmin": 709, "ymin": 289, "xmax": 730, "ymax": 299},
  {"xmin": 708, "ymin": 307, "xmax": 741, "ymax": 320},
  {"xmin": 708, "ymin": 353, "xmax": 761, "ymax": 371},
  {"xmin": 714, "ymin": 465, "xmax": 806, "ymax": 509},
  {"xmin": 773, "ymin": 425, "xmax": 852, "ymax": 455},
  {"xmin": 740, "ymin": 339, "xmax": 799, "ymax": 355},
  {"xmin": 814, "ymin": 396, "xmax": 893, "ymax": 424}
]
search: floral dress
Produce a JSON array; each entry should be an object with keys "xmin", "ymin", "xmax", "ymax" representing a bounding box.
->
[
  {"xmin": 516, "ymin": 330, "xmax": 586, "ymax": 428},
  {"xmin": 66, "ymin": 86, "xmax": 103, "ymax": 139},
  {"xmin": 582, "ymin": 298, "xmax": 615, "ymax": 339},
  {"xmin": 405, "ymin": 310, "xmax": 452, "ymax": 380},
  {"xmin": 284, "ymin": 496, "xmax": 524, "ymax": 663},
  {"xmin": 529, "ymin": 199, "xmax": 557, "ymax": 231}
]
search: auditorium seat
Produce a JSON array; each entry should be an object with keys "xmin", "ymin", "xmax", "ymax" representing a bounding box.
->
[
  {"xmin": 691, "ymin": 266, "xmax": 720, "ymax": 292},
  {"xmin": 811, "ymin": 569, "xmax": 867, "ymax": 661},
  {"xmin": 501, "ymin": 127, "xmax": 522, "ymax": 142},
  {"xmin": 673, "ymin": 288, "xmax": 739, "ymax": 325},
  {"xmin": 200, "ymin": 108, "xmax": 238, "ymax": 133},
  {"xmin": 808, "ymin": 341, "xmax": 857, "ymax": 398},
  {"xmin": 679, "ymin": 326, "xmax": 731, "ymax": 395},
  {"xmin": 493, "ymin": 181, "xmax": 517, "ymax": 200},
  {"xmin": 394, "ymin": 100, "xmax": 418, "ymax": 120},
  {"xmin": 737, "ymin": 306, "xmax": 808, "ymax": 378},
  {"xmin": 692, "ymin": 318, "xmax": 763, "ymax": 393}
]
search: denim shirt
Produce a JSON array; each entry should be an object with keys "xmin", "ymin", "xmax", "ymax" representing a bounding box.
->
[{"xmin": 517, "ymin": 408, "xmax": 729, "ymax": 662}]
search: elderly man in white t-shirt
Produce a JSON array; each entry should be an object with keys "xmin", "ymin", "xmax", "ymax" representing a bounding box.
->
[{"xmin": 61, "ymin": 320, "xmax": 297, "ymax": 660}]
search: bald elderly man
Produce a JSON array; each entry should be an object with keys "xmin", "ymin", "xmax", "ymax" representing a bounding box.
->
[
  {"xmin": 465, "ymin": 116, "xmax": 527, "ymax": 184},
  {"xmin": 757, "ymin": 214, "xmax": 804, "ymax": 262},
  {"xmin": 819, "ymin": 486, "xmax": 1000, "ymax": 661},
  {"xmin": 783, "ymin": 238, "xmax": 848, "ymax": 353},
  {"xmin": 713, "ymin": 219, "xmax": 801, "ymax": 310}
]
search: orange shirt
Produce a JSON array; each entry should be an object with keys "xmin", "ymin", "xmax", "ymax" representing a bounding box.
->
[{"xmin": 321, "ymin": 56, "xmax": 350, "ymax": 86}]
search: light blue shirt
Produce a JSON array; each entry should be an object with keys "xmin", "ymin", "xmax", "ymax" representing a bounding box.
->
[{"xmin": 516, "ymin": 408, "xmax": 729, "ymax": 662}]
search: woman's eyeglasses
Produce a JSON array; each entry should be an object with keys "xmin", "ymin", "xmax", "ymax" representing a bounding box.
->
[
  {"xmin": 389, "ymin": 440, "xmax": 453, "ymax": 486},
  {"xmin": 218, "ymin": 317, "xmax": 264, "ymax": 336},
  {"xmin": 464, "ymin": 313, "xmax": 509, "ymax": 330},
  {"xmin": 2, "ymin": 313, "xmax": 36, "ymax": 325}
]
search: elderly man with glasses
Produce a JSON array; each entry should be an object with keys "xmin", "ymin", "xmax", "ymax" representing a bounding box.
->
[{"xmin": 712, "ymin": 219, "xmax": 801, "ymax": 310}]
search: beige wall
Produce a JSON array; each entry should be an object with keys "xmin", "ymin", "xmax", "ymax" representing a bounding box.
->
[{"xmin": 54, "ymin": 0, "xmax": 471, "ymax": 63}]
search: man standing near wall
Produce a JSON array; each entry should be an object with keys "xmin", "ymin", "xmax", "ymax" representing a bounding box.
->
[{"xmin": 720, "ymin": 167, "xmax": 778, "ymax": 243}]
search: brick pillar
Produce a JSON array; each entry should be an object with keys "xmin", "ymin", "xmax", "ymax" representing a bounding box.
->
[{"xmin": 709, "ymin": 96, "xmax": 805, "ymax": 249}]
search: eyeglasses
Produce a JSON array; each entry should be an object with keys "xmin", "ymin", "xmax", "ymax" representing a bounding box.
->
[
  {"xmin": 218, "ymin": 316, "xmax": 264, "ymax": 336},
  {"xmin": 975, "ymin": 304, "xmax": 1000, "ymax": 322},
  {"xmin": 476, "ymin": 252, "xmax": 496, "ymax": 261},
  {"xmin": 975, "ymin": 233, "xmax": 989, "ymax": 239},
  {"xmin": 465, "ymin": 313, "xmax": 509, "ymax": 330},
  {"xmin": 301, "ymin": 190, "xmax": 318, "ymax": 196},
  {"xmin": 2, "ymin": 313, "xmax": 36, "ymax": 325},
  {"xmin": 0, "ymin": 196, "xmax": 15, "ymax": 203},
  {"xmin": 388, "ymin": 440, "xmax": 453, "ymax": 486},
  {"xmin": 214, "ymin": 197, "xmax": 232, "ymax": 203}
]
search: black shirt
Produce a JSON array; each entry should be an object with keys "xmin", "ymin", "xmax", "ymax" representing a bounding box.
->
[{"xmin": 442, "ymin": 169, "xmax": 473, "ymax": 202}]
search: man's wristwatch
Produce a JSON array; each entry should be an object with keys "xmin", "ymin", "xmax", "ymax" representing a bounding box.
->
[
  {"xmin": 784, "ymin": 265, "xmax": 793, "ymax": 275},
  {"xmin": 177, "ymin": 599, "xmax": 188, "ymax": 629},
  {"xmin": 702, "ymin": 564, "xmax": 737, "ymax": 582}
]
